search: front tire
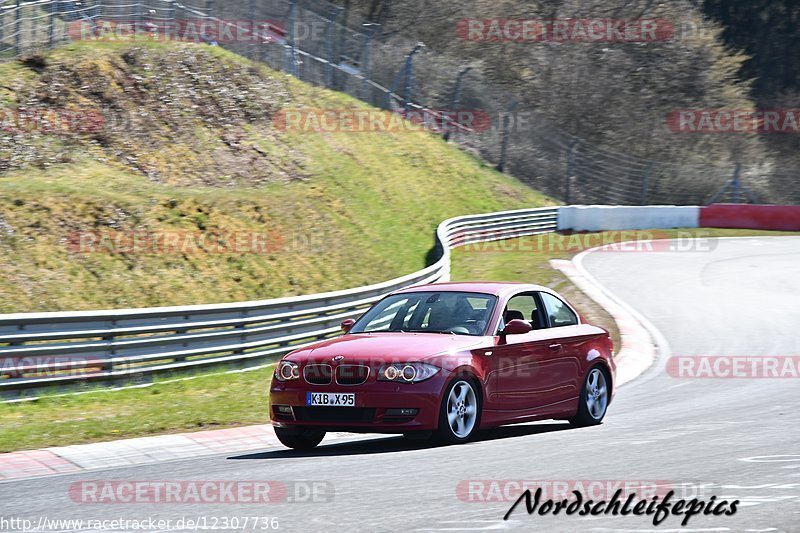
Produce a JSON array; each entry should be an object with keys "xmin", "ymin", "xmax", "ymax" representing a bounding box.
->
[
  {"xmin": 569, "ymin": 366, "xmax": 610, "ymax": 427},
  {"xmin": 274, "ymin": 427, "xmax": 325, "ymax": 450},
  {"xmin": 436, "ymin": 378, "xmax": 480, "ymax": 444}
]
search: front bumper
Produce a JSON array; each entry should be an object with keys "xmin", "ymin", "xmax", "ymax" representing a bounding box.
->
[{"xmin": 269, "ymin": 371, "xmax": 449, "ymax": 433}]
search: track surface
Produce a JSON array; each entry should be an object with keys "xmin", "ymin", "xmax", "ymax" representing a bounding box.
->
[{"xmin": 2, "ymin": 237, "xmax": 799, "ymax": 532}]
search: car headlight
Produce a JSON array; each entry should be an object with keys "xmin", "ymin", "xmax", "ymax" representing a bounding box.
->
[
  {"xmin": 275, "ymin": 361, "xmax": 300, "ymax": 381},
  {"xmin": 378, "ymin": 363, "xmax": 440, "ymax": 383}
]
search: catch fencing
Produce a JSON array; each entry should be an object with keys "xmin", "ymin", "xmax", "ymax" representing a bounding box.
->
[{"xmin": 1, "ymin": 0, "xmax": 798, "ymax": 205}]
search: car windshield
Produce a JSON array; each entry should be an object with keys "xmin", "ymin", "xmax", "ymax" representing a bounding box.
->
[{"xmin": 349, "ymin": 291, "xmax": 497, "ymax": 336}]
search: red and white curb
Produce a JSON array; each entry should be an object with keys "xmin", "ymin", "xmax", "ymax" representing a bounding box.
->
[
  {"xmin": 0, "ymin": 426, "xmax": 361, "ymax": 483},
  {"xmin": 550, "ymin": 246, "xmax": 664, "ymax": 387}
]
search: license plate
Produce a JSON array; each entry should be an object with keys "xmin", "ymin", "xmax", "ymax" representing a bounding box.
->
[{"xmin": 306, "ymin": 392, "xmax": 355, "ymax": 407}]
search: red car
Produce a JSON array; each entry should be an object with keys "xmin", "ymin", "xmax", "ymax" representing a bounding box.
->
[{"xmin": 270, "ymin": 282, "xmax": 615, "ymax": 449}]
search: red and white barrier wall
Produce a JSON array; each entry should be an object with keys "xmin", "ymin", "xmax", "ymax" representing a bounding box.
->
[
  {"xmin": 558, "ymin": 204, "xmax": 799, "ymax": 232},
  {"xmin": 700, "ymin": 204, "xmax": 800, "ymax": 231}
]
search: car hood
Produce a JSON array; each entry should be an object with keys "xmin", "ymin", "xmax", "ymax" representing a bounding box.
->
[{"xmin": 286, "ymin": 332, "xmax": 486, "ymax": 364}]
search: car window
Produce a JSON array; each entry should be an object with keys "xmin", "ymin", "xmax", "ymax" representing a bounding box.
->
[
  {"xmin": 350, "ymin": 291, "xmax": 497, "ymax": 336},
  {"xmin": 362, "ymin": 297, "xmax": 415, "ymax": 332},
  {"xmin": 498, "ymin": 293, "xmax": 544, "ymax": 332},
  {"xmin": 540, "ymin": 293, "xmax": 579, "ymax": 327}
]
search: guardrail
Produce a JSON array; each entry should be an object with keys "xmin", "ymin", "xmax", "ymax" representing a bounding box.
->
[{"xmin": 0, "ymin": 206, "xmax": 559, "ymax": 397}]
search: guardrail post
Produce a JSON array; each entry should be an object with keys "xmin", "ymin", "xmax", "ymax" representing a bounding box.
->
[{"xmin": 102, "ymin": 332, "xmax": 115, "ymax": 374}]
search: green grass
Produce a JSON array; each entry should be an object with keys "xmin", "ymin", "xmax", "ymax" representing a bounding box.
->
[
  {"xmin": 1, "ymin": 228, "xmax": 797, "ymax": 453},
  {"xmin": 0, "ymin": 366, "xmax": 275, "ymax": 452}
]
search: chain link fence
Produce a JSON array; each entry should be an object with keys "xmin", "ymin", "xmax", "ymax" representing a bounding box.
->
[{"xmin": 2, "ymin": 0, "xmax": 798, "ymax": 205}]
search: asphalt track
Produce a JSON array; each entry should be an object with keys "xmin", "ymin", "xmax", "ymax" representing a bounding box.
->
[{"xmin": 2, "ymin": 237, "xmax": 799, "ymax": 532}]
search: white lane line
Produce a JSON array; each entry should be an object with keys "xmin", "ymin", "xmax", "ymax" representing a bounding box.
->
[
  {"xmin": 740, "ymin": 455, "xmax": 800, "ymax": 463},
  {"xmin": 590, "ymin": 529, "xmax": 730, "ymax": 532},
  {"xmin": 665, "ymin": 381, "xmax": 693, "ymax": 391}
]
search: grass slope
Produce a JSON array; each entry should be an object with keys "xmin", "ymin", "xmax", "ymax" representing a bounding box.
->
[{"xmin": 0, "ymin": 41, "xmax": 551, "ymax": 313}]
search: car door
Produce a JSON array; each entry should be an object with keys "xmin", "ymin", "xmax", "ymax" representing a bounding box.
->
[
  {"xmin": 536, "ymin": 291, "xmax": 584, "ymax": 403},
  {"xmin": 489, "ymin": 292, "xmax": 568, "ymax": 411}
]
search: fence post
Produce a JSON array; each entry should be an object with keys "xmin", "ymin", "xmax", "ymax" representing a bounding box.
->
[
  {"xmin": 359, "ymin": 23, "xmax": 380, "ymax": 102},
  {"xmin": 15, "ymin": 0, "xmax": 21, "ymax": 57},
  {"xmin": 48, "ymin": 0, "xmax": 58, "ymax": 48},
  {"xmin": 444, "ymin": 66, "xmax": 471, "ymax": 142},
  {"xmin": 0, "ymin": 3, "xmax": 4, "ymax": 55},
  {"xmin": 403, "ymin": 42, "xmax": 425, "ymax": 113},
  {"xmin": 731, "ymin": 163, "xmax": 742, "ymax": 203},
  {"xmin": 565, "ymin": 140, "xmax": 579, "ymax": 204},
  {"xmin": 641, "ymin": 163, "xmax": 652, "ymax": 205},
  {"xmin": 325, "ymin": 14, "xmax": 336, "ymax": 88},
  {"xmin": 206, "ymin": 0, "xmax": 214, "ymax": 20},
  {"xmin": 286, "ymin": 0, "xmax": 297, "ymax": 76},
  {"xmin": 496, "ymin": 101, "xmax": 518, "ymax": 173}
]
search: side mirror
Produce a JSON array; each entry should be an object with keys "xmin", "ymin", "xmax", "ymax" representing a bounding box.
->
[
  {"xmin": 340, "ymin": 319, "xmax": 356, "ymax": 333},
  {"xmin": 502, "ymin": 319, "xmax": 532, "ymax": 336}
]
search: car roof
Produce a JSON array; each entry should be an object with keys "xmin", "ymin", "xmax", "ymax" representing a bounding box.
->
[{"xmin": 391, "ymin": 281, "xmax": 552, "ymax": 298}]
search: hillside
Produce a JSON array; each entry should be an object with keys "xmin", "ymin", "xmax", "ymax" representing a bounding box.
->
[{"xmin": 0, "ymin": 41, "xmax": 551, "ymax": 313}]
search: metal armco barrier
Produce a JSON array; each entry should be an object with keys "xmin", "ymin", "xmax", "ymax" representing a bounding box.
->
[{"xmin": 0, "ymin": 207, "xmax": 559, "ymax": 396}]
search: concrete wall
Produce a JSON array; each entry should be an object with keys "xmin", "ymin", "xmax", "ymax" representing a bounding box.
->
[{"xmin": 558, "ymin": 205, "xmax": 701, "ymax": 232}]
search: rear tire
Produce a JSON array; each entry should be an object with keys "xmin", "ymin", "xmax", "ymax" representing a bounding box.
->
[
  {"xmin": 436, "ymin": 378, "xmax": 481, "ymax": 444},
  {"xmin": 569, "ymin": 366, "xmax": 610, "ymax": 427},
  {"xmin": 274, "ymin": 427, "xmax": 325, "ymax": 450}
]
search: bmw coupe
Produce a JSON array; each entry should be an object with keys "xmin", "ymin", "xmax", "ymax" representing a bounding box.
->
[{"xmin": 270, "ymin": 282, "xmax": 615, "ymax": 449}]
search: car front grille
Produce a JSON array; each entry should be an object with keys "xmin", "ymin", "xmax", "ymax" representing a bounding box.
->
[
  {"xmin": 292, "ymin": 407, "xmax": 375, "ymax": 423},
  {"xmin": 335, "ymin": 364, "xmax": 370, "ymax": 385},
  {"xmin": 303, "ymin": 364, "xmax": 332, "ymax": 385}
]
